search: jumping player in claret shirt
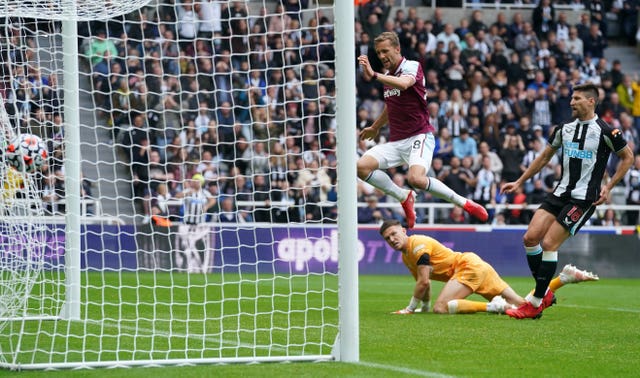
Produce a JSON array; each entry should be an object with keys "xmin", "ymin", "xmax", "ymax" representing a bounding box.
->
[{"xmin": 357, "ymin": 32, "xmax": 487, "ymax": 228}]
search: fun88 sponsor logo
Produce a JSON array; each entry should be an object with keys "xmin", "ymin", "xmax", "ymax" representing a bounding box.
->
[{"xmin": 564, "ymin": 142, "xmax": 593, "ymax": 159}]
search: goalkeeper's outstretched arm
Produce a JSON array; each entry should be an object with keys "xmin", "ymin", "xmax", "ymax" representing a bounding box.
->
[
  {"xmin": 392, "ymin": 263, "xmax": 432, "ymax": 314},
  {"xmin": 413, "ymin": 264, "xmax": 431, "ymax": 308}
]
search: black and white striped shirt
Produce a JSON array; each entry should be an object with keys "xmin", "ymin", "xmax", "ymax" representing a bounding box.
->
[
  {"xmin": 473, "ymin": 168, "xmax": 496, "ymax": 202},
  {"xmin": 182, "ymin": 189, "xmax": 213, "ymax": 225},
  {"xmin": 549, "ymin": 116, "xmax": 627, "ymax": 202}
]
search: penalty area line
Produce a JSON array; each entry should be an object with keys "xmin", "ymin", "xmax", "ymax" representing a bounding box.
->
[{"xmin": 356, "ymin": 361, "xmax": 457, "ymax": 378}]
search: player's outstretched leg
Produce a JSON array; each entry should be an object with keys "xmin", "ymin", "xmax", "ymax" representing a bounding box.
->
[
  {"xmin": 424, "ymin": 177, "xmax": 488, "ymax": 222},
  {"xmin": 362, "ymin": 168, "xmax": 415, "ymax": 227},
  {"xmin": 401, "ymin": 191, "xmax": 417, "ymax": 228},
  {"xmin": 510, "ymin": 265, "xmax": 599, "ymax": 320}
]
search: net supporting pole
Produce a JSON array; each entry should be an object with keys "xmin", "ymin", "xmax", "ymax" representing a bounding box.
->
[
  {"xmin": 60, "ymin": 19, "xmax": 81, "ymax": 320},
  {"xmin": 335, "ymin": 0, "xmax": 359, "ymax": 362}
]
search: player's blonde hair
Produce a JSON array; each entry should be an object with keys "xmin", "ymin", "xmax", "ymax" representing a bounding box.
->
[{"xmin": 374, "ymin": 32, "xmax": 400, "ymax": 48}]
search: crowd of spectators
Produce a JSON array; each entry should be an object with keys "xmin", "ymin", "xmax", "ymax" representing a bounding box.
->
[
  {"xmin": 83, "ymin": 0, "xmax": 338, "ymax": 224},
  {"xmin": 355, "ymin": 0, "xmax": 640, "ymax": 226},
  {"xmin": 72, "ymin": 0, "xmax": 640, "ymax": 226},
  {"xmin": 0, "ymin": 18, "xmax": 85, "ymax": 215}
]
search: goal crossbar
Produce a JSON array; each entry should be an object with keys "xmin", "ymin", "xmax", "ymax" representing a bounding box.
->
[{"xmin": 0, "ymin": 0, "xmax": 153, "ymax": 21}]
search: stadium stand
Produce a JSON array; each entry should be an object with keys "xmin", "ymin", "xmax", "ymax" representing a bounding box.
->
[{"xmin": 3, "ymin": 0, "xmax": 639, "ymax": 225}]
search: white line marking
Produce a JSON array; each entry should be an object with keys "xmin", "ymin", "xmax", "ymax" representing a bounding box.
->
[
  {"xmin": 89, "ymin": 320, "xmax": 459, "ymax": 377},
  {"xmin": 357, "ymin": 361, "xmax": 457, "ymax": 378},
  {"xmin": 558, "ymin": 304, "xmax": 640, "ymax": 313},
  {"xmin": 86, "ymin": 319, "xmax": 286, "ymax": 351}
]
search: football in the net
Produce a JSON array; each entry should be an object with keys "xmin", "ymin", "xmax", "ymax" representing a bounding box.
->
[{"xmin": 5, "ymin": 134, "xmax": 48, "ymax": 173}]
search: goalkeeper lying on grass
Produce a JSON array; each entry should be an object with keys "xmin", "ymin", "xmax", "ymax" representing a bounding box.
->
[{"xmin": 379, "ymin": 219, "xmax": 598, "ymax": 315}]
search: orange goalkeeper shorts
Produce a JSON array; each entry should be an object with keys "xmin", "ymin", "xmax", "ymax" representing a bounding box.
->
[{"xmin": 452, "ymin": 252, "xmax": 509, "ymax": 300}]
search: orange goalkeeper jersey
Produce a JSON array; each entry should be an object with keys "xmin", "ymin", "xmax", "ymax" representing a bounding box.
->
[{"xmin": 402, "ymin": 235, "xmax": 464, "ymax": 282}]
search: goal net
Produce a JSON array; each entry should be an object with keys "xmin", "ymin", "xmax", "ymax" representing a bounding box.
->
[
  {"xmin": 0, "ymin": 0, "xmax": 358, "ymax": 370},
  {"xmin": 0, "ymin": 0, "xmax": 153, "ymax": 21},
  {"xmin": 0, "ymin": 163, "xmax": 57, "ymax": 326},
  {"xmin": 0, "ymin": 93, "xmax": 62, "ymax": 336}
]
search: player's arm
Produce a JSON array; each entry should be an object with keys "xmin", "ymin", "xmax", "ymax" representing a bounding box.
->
[
  {"xmin": 358, "ymin": 53, "xmax": 416, "ymax": 90},
  {"xmin": 373, "ymin": 73, "xmax": 416, "ymax": 91},
  {"xmin": 373, "ymin": 106, "xmax": 389, "ymax": 128},
  {"xmin": 360, "ymin": 106, "xmax": 388, "ymax": 141},
  {"xmin": 594, "ymin": 145, "xmax": 634, "ymax": 205},
  {"xmin": 414, "ymin": 258, "xmax": 432, "ymax": 310},
  {"xmin": 393, "ymin": 254, "xmax": 432, "ymax": 314},
  {"xmin": 502, "ymin": 145, "xmax": 557, "ymax": 193}
]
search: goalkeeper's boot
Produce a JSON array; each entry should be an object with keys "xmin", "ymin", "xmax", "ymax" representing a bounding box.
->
[
  {"xmin": 463, "ymin": 199, "xmax": 488, "ymax": 222},
  {"xmin": 505, "ymin": 302, "xmax": 544, "ymax": 320},
  {"xmin": 401, "ymin": 191, "xmax": 417, "ymax": 229},
  {"xmin": 559, "ymin": 264, "xmax": 599, "ymax": 284},
  {"xmin": 540, "ymin": 290, "xmax": 557, "ymax": 310}
]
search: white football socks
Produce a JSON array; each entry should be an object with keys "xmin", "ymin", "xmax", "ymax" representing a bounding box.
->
[
  {"xmin": 365, "ymin": 170, "xmax": 408, "ymax": 201},
  {"xmin": 427, "ymin": 177, "xmax": 466, "ymax": 206}
]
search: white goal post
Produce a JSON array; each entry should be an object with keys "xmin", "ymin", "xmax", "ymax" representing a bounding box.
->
[{"xmin": 0, "ymin": 0, "xmax": 358, "ymax": 370}]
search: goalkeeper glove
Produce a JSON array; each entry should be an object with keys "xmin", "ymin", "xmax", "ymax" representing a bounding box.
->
[
  {"xmin": 391, "ymin": 307, "xmax": 415, "ymax": 314},
  {"xmin": 391, "ymin": 296, "xmax": 421, "ymax": 314}
]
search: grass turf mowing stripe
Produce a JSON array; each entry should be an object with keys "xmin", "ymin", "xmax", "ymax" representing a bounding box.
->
[{"xmin": 86, "ymin": 318, "xmax": 290, "ymax": 352}]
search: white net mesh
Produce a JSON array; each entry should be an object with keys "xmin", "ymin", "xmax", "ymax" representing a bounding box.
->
[
  {"xmin": 0, "ymin": 0, "xmax": 343, "ymax": 370},
  {"xmin": 0, "ymin": 87, "xmax": 64, "ymax": 335},
  {"xmin": 0, "ymin": 39, "xmax": 65, "ymax": 362},
  {"xmin": 0, "ymin": 168, "xmax": 49, "ymax": 322},
  {"xmin": 0, "ymin": 0, "xmax": 153, "ymax": 21}
]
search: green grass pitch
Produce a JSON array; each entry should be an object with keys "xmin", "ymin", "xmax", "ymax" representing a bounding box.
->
[{"xmin": 1, "ymin": 274, "xmax": 639, "ymax": 377}]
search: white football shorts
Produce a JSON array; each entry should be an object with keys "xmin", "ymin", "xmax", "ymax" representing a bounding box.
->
[{"xmin": 363, "ymin": 132, "xmax": 434, "ymax": 170}]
